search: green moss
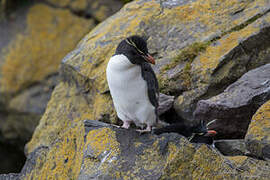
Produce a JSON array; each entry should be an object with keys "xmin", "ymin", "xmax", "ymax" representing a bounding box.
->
[
  {"xmin": 158, "ymin": 75, "xmax": 171, "ymax": 94},
  {"xmin": 158, "ymin": 42, "xmax": 209, "ymax": 94},
  {"xmin": 161, "ymin": 42, "xmax": 210, "ymax": 73},
  {"xmin": 181, "ymin": 62, "xmax": 192, "ymax": 88}
]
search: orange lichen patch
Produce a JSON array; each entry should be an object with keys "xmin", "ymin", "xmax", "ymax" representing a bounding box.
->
[
  {"xmin": 24, "ymin": 121, "xmax": 85, "ymax": 180},
  {"xmin": 0, "ymin": 4, "xmax": 94, "ymax": 93},
  {"xmin": 246, "ymin": 100, "xmax": 270, "ymax": 141}
]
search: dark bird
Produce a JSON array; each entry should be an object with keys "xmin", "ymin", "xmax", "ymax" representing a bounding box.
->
[
  {"xmin": 106, "ymin": 35, "xmax": 159, "ymax": 132},
  {"xmin": 153, "ymin": 120, "xmax": 217, "ymax": 144}
]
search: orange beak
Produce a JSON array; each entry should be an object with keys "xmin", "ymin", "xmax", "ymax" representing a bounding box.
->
[
  {"xmin": 205, "ymin": 130, "xmax": 217, "ymax": 137},
  {"xmin": 144, "ymin": 54, "xmax": 155, "ymax": 65}
]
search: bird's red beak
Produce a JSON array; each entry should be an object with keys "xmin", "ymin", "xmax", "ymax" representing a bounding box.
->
[
  {"xmin": 204, "ymin": 130, "xmax": 217, "ymax": 137},
  {"xmin": 144, "ymin": 54, "xmax": 155, "ymax": 65}
]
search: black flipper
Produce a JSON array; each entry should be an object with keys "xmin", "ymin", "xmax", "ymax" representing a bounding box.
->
[{"xmin": 140, "ymin": 62, "xmax": 159, "ymax": 110}]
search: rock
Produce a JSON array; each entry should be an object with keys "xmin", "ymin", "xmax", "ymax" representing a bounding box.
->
[
  {"xmin": 0, "ymin": 3, "xmax": 95, "ymax": 94},
  {"xmin": 157, "ymin": 93, "xmax": 174, "ymax": 116},
  {"xmin": 14, "ymin": 120, "xmax": 270, "ymax": 179},
  {"xmin": 193, "ymin": 63, "xmax": 270, "ymax": 139},
  {"xmin": 0, "ymin": 2, "xmax": 95, "ymax": 173},
  {"xmin": 174, "ymin": 13, "xmax": 270, "ymax": 121},
  {"xmin": 245, "ymin": 100, "xmax": 270, "ymax": 160},
  {"xmin": 8, "ymin": 74, "xmax": 59, "ymax": 115},
  {"xmin": 214, "ymin": 139, "xmax": 248, "ymax": 156},
  {"xmin": 46, "ymin": 0, "xmax": 124, "ymax": 22},
  {"xmin": 0, "ymin": 173, "xmax": 20, "ymax": 180}
]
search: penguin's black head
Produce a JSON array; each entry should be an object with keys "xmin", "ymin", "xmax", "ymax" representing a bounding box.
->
[
  {"xmin": 189, "ymin": 120, "xmax": 217, "ymax": 144},
  {"xmin": 115, "ymin": 35, "xmax": 155, "ymax": 65}
]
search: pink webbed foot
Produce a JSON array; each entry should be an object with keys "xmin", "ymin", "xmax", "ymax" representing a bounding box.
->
[
  {"xmin": 112, "ymin": 121, "xmax": 131, "ymax": 129},
  {"xmin": 121, "ymin": 121, "xmax": 130, "ymax": 129}
]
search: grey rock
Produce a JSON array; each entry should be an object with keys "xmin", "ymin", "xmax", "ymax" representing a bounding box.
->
[
  {"xmin": 214, "ymin": 139, "xmax": 248, "ymax": 156},
  {"xmin": 8, "ymin": 74, "xmax": 59, "ymax": 115},
  {"xmin": 0, "ymin": 173, "xmax": 20, "ymax": 180},
  {"xmin": 157, "ymin": 93, "xmax": 174, "ymax": 115}
]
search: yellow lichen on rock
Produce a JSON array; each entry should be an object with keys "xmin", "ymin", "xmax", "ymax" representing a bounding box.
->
[
  {"xmin": 26, "ymin": 82, "xmax": 93, "ymax": 154},
  {"xmin": 162, "ymin": 140, "xmax": 196, "ymax": 179},
  {"xmin": 0, "ymin": 4, "xmax": 94, "ymax": 93},
  {"xmin": 70, "ymin": 0, "xmax": 88, "ymax": 10},
  {"xmin": 24, "ymin": 121, "xmax": 85, "ymax": 180},
  {"xmin": 191, "ymin": 145, "xmax": 234, "ymax": 179},
  {"xmin": 79, "ymin": 127, "xmax": 120, "ymax": 177},
  {"xmin": 85, "ymin": 127, "xmax": 120, "ymax": 159},
  {"xmin": 246, "ymin": 100, "xmax": 270, "ymax": 141},
  {"xmin": 193, "ymin": 21, "xmax": 258, "ymax": 77},
  {"xmin": 245, "ymin": 100, "xmax": 270, "ymax": 160}
]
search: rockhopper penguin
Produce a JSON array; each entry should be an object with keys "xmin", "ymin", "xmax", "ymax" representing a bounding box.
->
[
  {"xmin": 153, "ymin": 120, "xmax": 217, "ymax": 145},
  {"xmin": 106, "ymin": 35, "xmax": 158, "ymax": 132}
]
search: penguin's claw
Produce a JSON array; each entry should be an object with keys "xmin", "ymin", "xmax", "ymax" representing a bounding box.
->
[
  {"xmin": 136, "ymin": 125, "xmax": 152, "ymax": 134},
  {"xmin": 111, "ymin": 124, "xmax": 121, "ymax": 128},
  {"xmin": 112, "ymin": 121, "xmax": 130, "ymax": 129}
]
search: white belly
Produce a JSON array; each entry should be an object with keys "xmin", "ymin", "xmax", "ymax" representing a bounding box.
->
[{"xmin": 106, "ymin": 54, "xmax": 156, "ymax": 127}]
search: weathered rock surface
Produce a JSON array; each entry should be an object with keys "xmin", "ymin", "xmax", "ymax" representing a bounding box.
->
[
  {"xmin": 26, "ymin": 0, "xmax": 270, "ymax": 154},
  {"xmin": 46, "ymin": 0, "xmax": 124, "ymax": 22},
  {"xmin": 194, "ymin": 63, "xmax": 270, "ymax": 139},
  {"xmin": 214, "ymin": 139, "xmax": 248, "ymax": 156},
  {"xmin": 245, "ymin": 100, "xmax": 270, "ymax": 160},
  {"xmin": 5, "ymin": 0, "xmax": 267, "ymax": 178},
  {"xmin": 11, "ymin": 120, "xmax": 270, "ymax": 179},
  {"xmin": 0, "ymin": 3, "xmax": 94, "ymax": 94},
  {"xmin": 157, "ymin": 93, "xmax": 174, "ymax": 116},
  {"xmin": 0, "ymin": 1, "xmax": 95, "ymax": 173}
]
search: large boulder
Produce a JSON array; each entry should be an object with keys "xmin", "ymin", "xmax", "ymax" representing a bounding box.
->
[
  {"xmin": 193, "ymin": 63, "xmax": 270, "ymax": 139},
  {"xmin": 245, "ymin": 100, "xmax": 270, "ymax": 160},
  {"xmin": 10, "ymin": 120, "xmax": 270, "ymax": 179}
]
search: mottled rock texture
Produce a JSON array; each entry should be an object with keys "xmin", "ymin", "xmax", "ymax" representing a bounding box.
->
[
  {"xmin": 4, "ymin": 0, "xmax": 270, "ymax": 178},
  {"xmin": 14, "ymin": 120, "xmax": 270, "ymax": 179},
  {"xmin": 194, "ymin": 63, "xmax": 270, "ymax": 139},
  {"xmin": 245, "ymin": 100, "xmax": 270, "ymax": 160},
  {"xmin": 214, "ymin": 139, "xmax": 248, "ymax": 156},
  {"xmin": 0, "ymin": 0, "xmax": 95, "ymax": 173},
  {"xmin": 0, "ymin": 2, "xmax": 94, "ymax": 150}
]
